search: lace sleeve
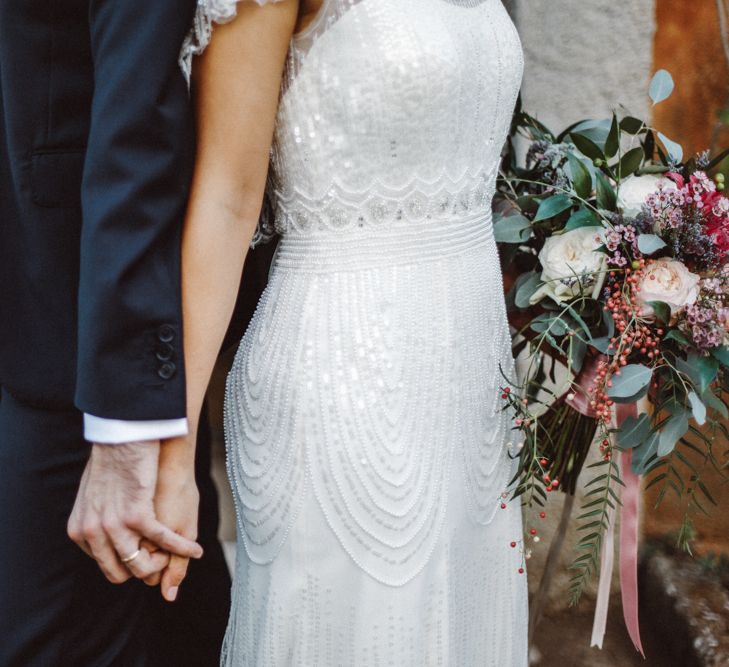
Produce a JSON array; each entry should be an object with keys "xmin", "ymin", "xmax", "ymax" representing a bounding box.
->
[{"xmin": 179, "ymin": 0, "xmax": 285, "ymax": 83}]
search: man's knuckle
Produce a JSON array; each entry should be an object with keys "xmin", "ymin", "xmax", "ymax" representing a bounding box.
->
[
  {"xmin": 123, "ymin": 509, "xmax": 146, "ymax": 528},
  {"xmin": 101, "ymin": 517, "xmax": 120, "ymax": 534},
  {"xmin": 81, "ymin": 520, "xmax": 100, "ymax": 540},
  {"xmin": 67, "ymin": 522, "xmax": 82, "ymax": 542}
]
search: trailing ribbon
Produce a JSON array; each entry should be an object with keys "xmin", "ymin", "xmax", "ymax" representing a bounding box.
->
[
  {"xmin": 589, "ymin": 401, "xmax": 645, "ymax": 656},
  {"xmin": 617, "ymin": 424, "xmax": 645, "ymax": 657},
  {"xmin": 590, "ymin": 491, "xmax": 617, "ymax": 648}
]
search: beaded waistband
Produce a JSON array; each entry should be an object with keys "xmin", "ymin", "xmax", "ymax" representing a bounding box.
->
[{"xmin": 273, "ymin": 209, "xmax": 494, "ymax": 273}]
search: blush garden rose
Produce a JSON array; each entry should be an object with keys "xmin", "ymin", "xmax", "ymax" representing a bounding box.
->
[{"xmin": 635, "ymin": 258, "xmax": 700, "ymax": 317}]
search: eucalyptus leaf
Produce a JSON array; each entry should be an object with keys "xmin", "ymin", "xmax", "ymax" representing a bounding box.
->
[
  {"xmin": 657, "ymin": 410, "xmax": 689, "ymax": 457},
  {"xmin": 711, "ymin": 346, "xmax": 729, "ymax": 368},
  {"xmin": 530, "ymin": 314, "xmax": 567, "ymax": 337},
  {"xmin": 596, "ymin": 171, "xmax": 617, "ymax": 211},
  {"xmin": 646, "ymin": 300, "xmax": 671, "ymax": 324},
  {"xmin": 493, "ymin": 214, "xmax": 532, "ymax": 243},
  {"xmin": 514, "ymin": 271, "xmax": 543, "ymax": 309},
  {"xmin": 605, "ymin": 115, "xmax": 620, "ymax": 159},
  {"xmin": 701, "ymin": 388, "xmax": 729, "ymax": 419},
  {"xmin": 644, "ymin": 130, "xmax": 655, "ymax": 162},
  {"xmin": 568, "ymin": 334, "xmax": 588, "ymax": 374},
  {"xmin": 637, "ymin": 234, "xmax": 667, "ymax": 255},
  {"xmin": 664, "ymin": 329, "xmax": 689, "ymax": 346},
  {"xmin": 567, "ymin": 153, "xmax": 593, "ymax": 200},
  {"xmin": 611, "ymin": 385, "xmax": 651, "ymax": 405},
  {"xmin": 649, "ymin": 69, "xmax": 675, "ymax": 105},
  {"xmin": 607, "ymin": 364, "xmax": 653, "ymax": 399},
  {"xmin": 570, "ymin": 119, "xmax": 612, "ymax": 145},
  {"xmin": 676, "ymin": 356, "xmax": 699, "ymax": 386},
  {"xmin": 517, "ymin": 195, "xmax": 539, "ymax": 214},
  {"xmin": 570, "ymin": 132, "xmax": 605, "ymax": 162},
  {"xmin": 565, "ymin": 208, "xmax": 600, "ymax": 231},
  {"xmin": 602, "ymin": 306, "xmax": 615, "ymax": 338},
  {"xmin": 534, "ymin": 194, "xmax": 574, "ymax": 222},
  {"xmin": 696, "ymin": 355, "xmax": 719, "ymax": 394},
  {"xmin": 618, "ymin": 147, "xmax": 645, "ymax": 178},
  {"xmin": 632, "ymin": 434, "xmax": 660, "ymax": 475},
  {"xmin": 657, "ymin": 132, "xmax": 684, "ymax": 163},
  {"xmin": 617, "ymin": 413, "xmax": 652, "ymax": 449},
  {"xmin": 620, "ymin": 117, "xmax": 645, "ymax": 135},
  {"xmin": 687, "ymin": 391, "xmax": 707, "ymax": 426}
]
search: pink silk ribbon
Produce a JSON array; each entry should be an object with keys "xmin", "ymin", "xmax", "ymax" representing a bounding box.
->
[
  {"xmin": 589, "ymin": 402, "xmax": 645, "ymax": 655},
  {"xmin": 565, "ymin": 354, "xmax": 606, "ymax": 419},
  {"xmin": 617, "ymin": 413, "xmax": 645, "ymax": 657},
  {"xmin": 562, "ymin": 356, "xmax": 645, "ymax": 653},
  {"xmin": 590, "ymin": 492, "xmax": 617, "ymax": 648}
]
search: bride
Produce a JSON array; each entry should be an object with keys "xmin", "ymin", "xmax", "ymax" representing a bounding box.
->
[{"xmin": 174, "ymin": 0, "xmax": 527, "ymax": 663}]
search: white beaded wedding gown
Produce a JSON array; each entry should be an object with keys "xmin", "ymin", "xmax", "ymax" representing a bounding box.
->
[{"xmin": 183, "ymin": 0, "xmax": 528, "ymax": 664}]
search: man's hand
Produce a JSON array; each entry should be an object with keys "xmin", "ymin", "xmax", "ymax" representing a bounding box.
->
[
  {"xmin": 142, "ymin": 436, "xmax": 201, "ymax": 602},
  {"xmin": 67, "ymin": 440, "xmax": 203, "ymax": 584}
]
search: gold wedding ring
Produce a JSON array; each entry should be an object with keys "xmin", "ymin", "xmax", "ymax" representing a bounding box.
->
[{"xmin": 121, "ymin": 549, "xmax": 141, "ymax": 564}]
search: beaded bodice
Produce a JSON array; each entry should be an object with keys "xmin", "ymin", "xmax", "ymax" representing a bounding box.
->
[{"xmin": 182, "ymin": 0, "xmax": 524, "ymax": 245}]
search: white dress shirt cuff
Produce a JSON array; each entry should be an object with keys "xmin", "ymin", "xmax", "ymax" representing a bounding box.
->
[{"xmin": 83, "ymin": 414, "xmax": 189, "ymax": 444}]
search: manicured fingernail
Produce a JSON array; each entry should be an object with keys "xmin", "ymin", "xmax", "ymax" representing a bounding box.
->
[{"xmin": 167, "ymin": 586, "xmax": 178, "ymax": 602}]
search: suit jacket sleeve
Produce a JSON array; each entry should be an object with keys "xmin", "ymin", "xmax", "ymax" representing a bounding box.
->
[{"xmin": 75, "ymin": 0, "xmax": 198, "ymax": 420}]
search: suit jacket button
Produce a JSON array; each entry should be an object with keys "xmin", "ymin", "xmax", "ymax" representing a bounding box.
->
[
  {"xmin": 158, "ymin": 324, "xmax": 175, "ymax": 343},
  {"xmin": 158, "ymin": 362, "xmax": 176, "ymax": 380},
  {"xmin": 155, "ymin": 342, "xmax": 174, "ymax": 362}
]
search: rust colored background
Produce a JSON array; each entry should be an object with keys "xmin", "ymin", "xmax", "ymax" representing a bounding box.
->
[{"xmin": 644, "ymin": 0, "xmax": 729, "ymax": 553}]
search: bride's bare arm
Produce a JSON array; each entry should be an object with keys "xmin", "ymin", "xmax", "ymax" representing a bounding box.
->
[
  {"xmin": 152, "ymin": 0, "xmax": 298, "ymax": 599},
  {"xmin": 181, "ymin": 0, "xmax": 298, "ymax": 442}
]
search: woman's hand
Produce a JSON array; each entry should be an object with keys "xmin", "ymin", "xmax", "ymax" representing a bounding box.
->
[{"xmin": 144, "ymin": 436, "xmax": 201, "ymax": 601}]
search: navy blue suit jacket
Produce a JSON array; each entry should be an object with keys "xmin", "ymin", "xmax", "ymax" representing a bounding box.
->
[{"xmin": 0, "ymin": 0, "xmax": 197, "ymax": 419}]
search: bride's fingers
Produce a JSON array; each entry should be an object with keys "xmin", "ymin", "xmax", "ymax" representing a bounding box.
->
[
  {"xmin": 140, "ymin": 541, "xmax": 166, "ymax": 585},
  {"xmin": 143, "ymin": 570, "xmax": 163, "ymax": 587},
  {"xmin": 160, "ymin": 554, "xmax": 191, "ymax": 602},
  {"xmin": 139, "ymin": 538, "xmax": 158, "ymax": 554}
]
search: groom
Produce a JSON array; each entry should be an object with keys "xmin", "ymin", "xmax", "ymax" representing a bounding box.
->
[{"xmin": 0, "ymin": 1, "xmax": 230, "ymax": 665}]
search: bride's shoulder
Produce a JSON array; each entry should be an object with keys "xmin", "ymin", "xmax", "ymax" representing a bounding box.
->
[
  {"xmin": 180, "ymin": 0, "xmax": 291, "ymax": 82},
  {"xmin": 197, "ymin": 0, "xmax": 288, "ymax": 24}
]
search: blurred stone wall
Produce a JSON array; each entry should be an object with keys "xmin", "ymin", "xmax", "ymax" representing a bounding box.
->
[{"xmin": 513, "ymin": 0, "xmax": 656, "ymax": 128}]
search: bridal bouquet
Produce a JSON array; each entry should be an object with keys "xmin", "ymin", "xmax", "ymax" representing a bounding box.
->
[{"xmin": 495, "ymin": 69, "xmax": 729, "ymax": 638}]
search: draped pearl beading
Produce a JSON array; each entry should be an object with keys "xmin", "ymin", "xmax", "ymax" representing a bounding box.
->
[{"xmin": 224, "ymin": 192, "xmax": 517, "ymax": 587}]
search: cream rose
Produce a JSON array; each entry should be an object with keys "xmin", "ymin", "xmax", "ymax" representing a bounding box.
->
[
  {"xmin": 617, "ymin": 174, "xmax": 675, "ymax": 218},
  {"xmin": 529, "ymin": 227, "xmax": 607, "ymax": 305},
  {"xmin": 636, "ymin": 258, "xmax": 700, "ymax": 317}
]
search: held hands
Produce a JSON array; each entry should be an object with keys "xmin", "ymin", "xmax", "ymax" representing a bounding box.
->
[
  {"xmin": 67, "ymin": 439, "xmax": 202, "ymax": 600},
  {"xmin": 142, "ymin": 436, "xmax": 201, "ymax": 601}
]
